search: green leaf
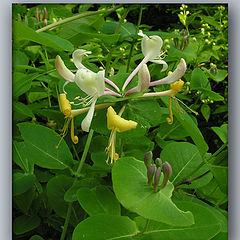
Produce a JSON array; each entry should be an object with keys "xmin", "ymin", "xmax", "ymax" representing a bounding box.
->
[
  {"xmin": 160, "ymin": 142, "xmax": 212, "ymax": 188},
  {"xmin": 13, "ymin": 21, "xmax": 73, "ymax": 51},
  {"xmin": 46, "ymin": 175, "xmax": 74, "ymax": 218},
  {"xmin": 39, "ymin": 32, "xmax": 74, "ymax": 52},
  {"xmin": 211, "ymin": 124, "xmax": 228, "ymax": 143},
  {"xmin": 209, "ymin": 165, "xmax": 228, "ymax": 194},
  {"xmin": 29, "ymin": 235, "xmax": 45, "ymax": 240},
  {"xmin": 112, "ymin": 157, "xmax": 194, "ymax": 226},
  {"xmin": 200, "ymin": 15, "xmax": 220, "ymax": 30},
  {"xmin": 18, "ymin": 123, "xmax": 74, "ymax": 170},
  {"xmin": 199, "ymin": 88, "xmax": 224, "ymax": 101},
  {"xmin": 77, "ymin": 185, "xmax": 121, "ymax": 216},
  {"xmin": 160, "ymin": 96, "xmax": 209, "ymax": 155},
  {"xmin": 210, "ymin": 232, "xmax": 228, "ymax": 240},
  {"xmin": 201, "ymin": 104, "xmax": 211, "ymax": 122},
  {"xmin": 13, "ymin": 101, "xmax": 35, "ymax": 119},
  {"xmin": 13, "ymin": 72, "xmax": 38, "ymax": 99},
  {"xmin": 12, "ymin": 172, "xmax": 35, "ymax": 196},
  {"xmin": 191, "ymin": 68, "xmax": 211, "ymax": 90},
  {"xmin": 13, "ymin": 141, "xmax": 34, "ymax": 173},
  {"xmin": 134, "ymin": 200, "xmax": 221, "ymax": 240},
  {"xmin": 13, "ymin": 215, "xmax": 40, "ymax": 235},
  {"xmin": 145, "ymin": 30, "xmax": 180, "ymax": 39},
  {"xmin": 72, "ymin": 215, "xmax": 138, "ymax": 240}
]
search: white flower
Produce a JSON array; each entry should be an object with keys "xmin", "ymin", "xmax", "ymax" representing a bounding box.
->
[
  {"xmin": 136, "ymin": 63, "xmax": 150, "ymax": 92},
  {"xmin": 55, "ymin": 49, "xmax": 105, "ymax": 132}
]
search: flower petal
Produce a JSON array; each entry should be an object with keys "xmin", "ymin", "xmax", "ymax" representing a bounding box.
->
[
  {"xmin": 72, "ymin": 49, "xmax": 92, "ymax": 69},
  {"xmin": 150, "ymin": 59, "xmax": 168, "ymax": 72},
  {"xmin": 81, "ymin": 97, "xmax": 97, "ymax": 132},
  {"xmin": 141, "ymin": 34, "xmax": 163, "ymax": 60},
  {"xmin": 96, "ymin": 70, "xmax": 105, "ymax": 96},
  {"xmin": 136, "ymin": 63, "xmax": 150, "ymax": 92},
  {"xmin": 55, "ymin": 55, "xmax": 75, "ymax": 82}
]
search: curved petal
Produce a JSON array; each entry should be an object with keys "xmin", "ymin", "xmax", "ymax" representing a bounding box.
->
[
  {"xmin": 72, "ymin": 49, "xmax": 92, "ymax": 69},
  {"xmin": 141, "ymin": 34, "xmax": 163, "ymax": 60},
  {"xmin": 55, "ymin": 55, "xmax": 75, "ymax": 82},
  {"xmin": 81, "ymin": 97, "xmax": 97, "ymax": 132},
  {"xmin": 149, "ymin": 58, "xmax": 187, "ymax": 86},
  {"xmin": 151, "ymin": 59, "xmax": 168, "ymax": 72}
]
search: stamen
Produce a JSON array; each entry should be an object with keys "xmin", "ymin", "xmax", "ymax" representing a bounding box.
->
[
  {"xmin": 166, "ymin": 97, "xmax": 173, "ymax": 124},
  {"xmin": 173, "ymin": 97, "xmax": 199, "ymax": 116},
  {"xmin": 56, "ymin": 118, "xmax": 71, "ymax": 149}
]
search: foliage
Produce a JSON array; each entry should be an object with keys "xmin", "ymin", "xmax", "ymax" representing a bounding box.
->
[{"xmin": 12, "ymin": 4, "xmax": 228, "ymax": 240}]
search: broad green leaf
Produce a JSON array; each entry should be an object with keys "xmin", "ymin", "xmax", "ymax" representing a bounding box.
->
[
  {"xmin": 39, "ymin": 32, "xmax": 74, "ymax": 52},
  {"xmin": 18, "ymin": 122, "xmax": 74, "ymax": 170},
  {"xmin": 12, "ymin": 172, "xmax": 35, "ymax": 196},
  {"xmin": 209, "ymin": 165, "xmax": 228, "ymax": 194},
  {"xmin": 201, "ymin": 104, "xmax": 211, "ymax": 122},
  {"xmin": 160, "ymin": 96, "xmax": 209, "ymax": 155},
  {"xmin": 46, "ymin": 175, "xmax": 74, "ymax": 218},
  {"xmin": 29, "ymin": 235, "xmax": 45, "ymax": 240},
  {"xmin": 101, "ymin": 21, "xmax": 137, "ymax": 42},
  {"xmin": 199, "ymin": 88, "xmax": 224, "ymax": 101},
  {"xmin": 13, "ymin": 50, "xmax": 29, "ymax": 70},
  {"xmin": 134, "ymin": 200, "xmax": 221, "ymax": 240},
  {"xmin": 72, "ymin": 215, "xmax": 138, "ymax": 240},
  {"xmin": 191, "ymin": 68, "xmax": 211, "ymax": 90},
  {"xmin": 203, "ymin": 68, "xmax": 228, "ymax": 82},
  {"xmin": 13, "ymin": 141, "xmax": 34, "ymax": 173},
  {"xmin": 211, "ymin": 124, "xmax": 228, "ymax": 143},
  {"xmin": 77, "ymin": 185, "xmax": 121, "ymax": 216},
  {"xmin": 13, "ymin": 72, "xmax": 38, "ymax": 99},
  {"xmin": 112, "ymin": 157, "xmax": 194, "ymax": 226},
  {"xmin": 160, "ymin": 142, "xmax": 212, "ymax": 188},
  {"xmin": 210, "ymin": 232, "xmax": 228, "ymax": 240},
  {"xmin": 91, "ymin": 152, "xmax": 112, "ymax": 171},
  {"xmin": 13, "ymin": 21, "xmax": 73, "ymax": 51},
  {"xmin": 13, "ymin": 215, "xmax": 40, "ymax": 235},
  {"xmin": 13, "ymin": 101, "xmax": 35, "ymax": 119}
]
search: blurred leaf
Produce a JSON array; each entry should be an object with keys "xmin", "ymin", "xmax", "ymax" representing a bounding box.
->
[
  {"xmin": 211, "ymin": 124, "xmax": 228, "ymax": 143},
  {"xmin": 13, "ymin": 101, "xmax": 35, "ymax": 119},
  {"xmin": 72, "ymin": 215, "xmax": 138, "ymax": 240},
  {"xmin": 77, "ymin": 185, "xmax": 121, "ymax": 216},
  {"xmin": 13, "ymin": 172, "xmax": 35, "ymax": 196},
  {"xmin": 13, "ymin": 215, "xmax": 40, "ymax": 235},
  {"xmin": 191, "ymin": 68, "xmax": 211, "ymax": 90},
  {"xmin": 201, "ymin": 104, "xmax": 211, "ymax": 122}
]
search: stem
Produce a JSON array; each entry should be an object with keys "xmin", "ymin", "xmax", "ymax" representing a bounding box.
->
[
  {"xmin": 126, "ymin": 6, "xmax": 143, "ymax": 73},
  {"xmin": 105, "ymin": 6, "xmax": 131, "ymax": 76},
  {"xmin": 60, "ymin": 202, "xmax": 73, "ymax": 240},
  {"xmin": 59, "ymin": 129, "xmax": 94, "ymax": 240},
  {"xmin": 36, "ymin": 5, "xmax": 122, "ymax": 33}
]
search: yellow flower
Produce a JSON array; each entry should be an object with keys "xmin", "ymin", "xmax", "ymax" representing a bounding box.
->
[{"xmin": 106, "ymin": 106, "xmax": 137, "ymax": 165}]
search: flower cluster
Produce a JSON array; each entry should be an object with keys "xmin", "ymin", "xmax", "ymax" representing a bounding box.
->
[{"xmin": 55, "ymin": 33, "xmax": 188, "ymax": 163}]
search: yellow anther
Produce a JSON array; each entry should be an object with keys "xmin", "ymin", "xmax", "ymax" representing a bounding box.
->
[{"xmin": 59, "ymin": 93, "xmax": 72, "ymax": 117}]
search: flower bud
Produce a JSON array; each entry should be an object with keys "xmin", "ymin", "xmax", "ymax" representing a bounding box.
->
[
  {"xmin": 180, "ymin": 29, "xmax": 187, "ymax": 36},
  {"xmin": 173, "ymin": 38, "xmax": 179, "ymax": 48},
  {"xmin": 144, "ymin": 151, "xmax": 153, "ymax": 169},
  {"xmin": 160, "ymin": 162, "xmax": 172, "ymax": 189},
  {"xmin": 210, "ymin": 66, "xmax": 218, "ymax": 75},
  {"xmin": 43, "ymin": 7, "xmax": 48, "ymax": 21},
  {"xmin": 155, "ymin": 158, "xmax": 162, "ymax": 169},
  {"xmin": 154, "ymin": 167, "xmax": 161, "ymax": 192},
  {"xmin": 147, "ymin": 164, "xmax": 156, "ymax": 186}
]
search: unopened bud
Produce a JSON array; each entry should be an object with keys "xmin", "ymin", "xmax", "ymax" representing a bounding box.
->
[
  {"xmin": 210, "ymin": 66, "xmax": 218, "ymax": 75},
  {"xmin": 155, "ymin": 158, "xmax": 162, "ymax": 168},
  {"xmin": 160, "ymin": 162, "xmax": 172, "ymax": 189},
  {"xmin": 173, "ymin": 38, "xmax": 179, "ymax": 48},
  {"xmin": 43, "ymin": 7, "xmax": 48, "ymax": 21},
  {"xmin": 180, "ymin": 29, "xmax": 187, "ymax": 36},
  {"xmin": 144, "ymin": 151, "xmax": 153, "ymax": 169},
  {"xmin": 35, "ymin": 8, "xmax": 40, "ymax": 22},
  {"xmin": 147, "ymin": 164, "xmax": 156, "ymax": 186},
  {"xmin": 154, "ymin": 167, "xmax": 161, "ymax": 192}
]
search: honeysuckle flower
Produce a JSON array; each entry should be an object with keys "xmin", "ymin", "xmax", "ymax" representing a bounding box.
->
[
  {"xmin": 136, "ymin": 63, "xmax": 150, "ymax": 92},
  {"xmin": 122, "ymin": 33, "xmax": 167, "ymax": 91},
  {"xmin": 124, "ymin": 58, "xmax": 186, "ymax": 96},
  {"xmin": 106, "ymin": 106, "xmax": 138, "ymax": 165},
  {"xmin": 56, "ymin": 49, "xmax": 121, "ymax": 132}
]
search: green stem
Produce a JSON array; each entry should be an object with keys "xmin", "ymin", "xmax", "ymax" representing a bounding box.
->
[
  {"xmin": 126, "ymin": 6, "xmax": 143, "ymax": 73},
  {"xmin": 105, "ymin": 6, "xmax": 131, "ymax": 76},
  {"xmin": 36, "ymin": 5, "xmax": 122, "ymax": 33},
  {"xmin": 60, "ymin": 202, "xmax": 73, "ymax": 240},
  {"xmin": 59, "ymin": 129, "xmax": 94, "ymax": 240}
]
